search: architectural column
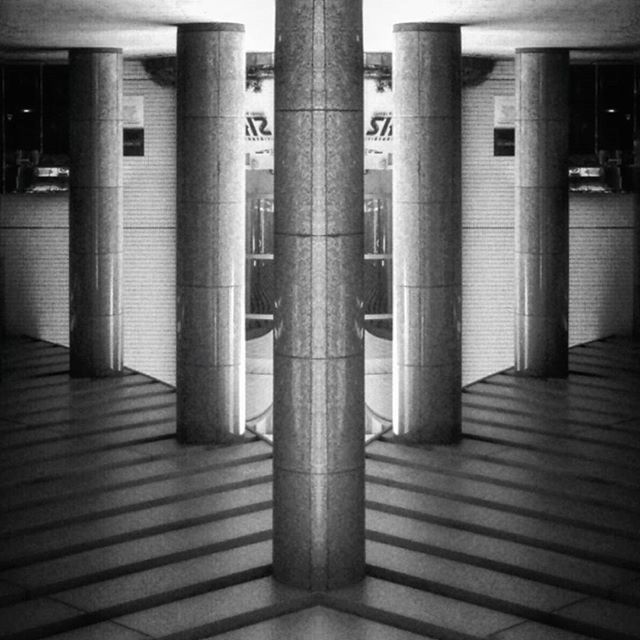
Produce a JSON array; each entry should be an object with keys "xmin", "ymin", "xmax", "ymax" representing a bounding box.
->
[
  {"xmin": 272, "ymin": 0, "xmax": 365, "ymax": 589},
  {"xmin": 633, "ymin": 160, "xmax": 640, "ymax": 337},
  {"xmin": 515, "ymin": 49, "xmax": 569, "ymax": 377},
  {"xmin": 392, "ymin": 23, "xmax": 462, "ymax": 443},
  {"xmin": 176, "ymin": 24, "xmax": 246, "ymax": 443},
  {"xmin": 69, "ymin": 48, "xmax": 123, "ymax": 377}
]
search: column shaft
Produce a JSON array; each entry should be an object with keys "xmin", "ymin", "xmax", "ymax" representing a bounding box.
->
[
  {"xmin": 69, "ymin": 49, "xmax": 123, "ymax": 377},
  {"xmin": 176, "ymin": 24, "xmax": 246, "ymax": 442},
  {"xmin": 633, "ymin": 165, "xmax": 640, "ymax": 337},
  {"xmin": 392, "ymin": 23, "xmax": 462, "ymax": 442},
  {"xmin": 273, "ymin": 0, "xmax": 365, "ymax": 590},
  {"xmin": 515, "ymin": 49, "xmax": 569, "ymax": 377}
]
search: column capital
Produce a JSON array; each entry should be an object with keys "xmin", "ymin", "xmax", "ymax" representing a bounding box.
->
[
  {"xmin": 516, "ymin": 47, "xmax": 569, "ymax": 54},
  {"xmin": 393, "ymin": 22, "xmax": 461, "ymax": 32},
  {"xmin": 69, "ymin": 47, "xmax": 122, "ymax": 54},
  {"xmin": 177, "ymin": 22, "xmax": 244, "ymax": 33}
]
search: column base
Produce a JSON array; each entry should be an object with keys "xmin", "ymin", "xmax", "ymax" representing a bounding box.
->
[
  {"xmin": 393, "ymin": 362, "xmax": 462, "ymax": 444},
  {"xmin": 69, "ymin": 360, "xmax": 125, "ymax": 379},
  {"xmin": 69, "ymin": 313, "xmax": 123, "ymax": 378},
  {"xmin": 273, "ymin": 467, "xmax": 365, "ymax": 591}
]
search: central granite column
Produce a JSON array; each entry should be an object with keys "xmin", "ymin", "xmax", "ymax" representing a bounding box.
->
[
  {"xmin": 632, "ymin": 163, "xmax": 640, "ymax": 337},
  {"xmin": 176, "ymin": 24, "xmax": 246, "ymax": 442},
  {"xmin": 392, "ymin": 23, "xmax": 462, "ymax": 443},
  {"xmin": 69, "ymin": 48, "xmax": 123, "ymax": 377},
  {"xmin": 273, "ymin": 0, "xmax": 365, "ymax": 589},
  {"xmin": 515, "ymin": 49, "xmax": 569, "ymax": 377}
]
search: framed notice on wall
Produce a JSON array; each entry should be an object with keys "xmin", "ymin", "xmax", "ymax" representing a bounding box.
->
[
  {"xmin": 493, "ymin": 95, "xmax": 515, "ymax": 156},
  {"xmin": 123, "ymin": 95, "xmax": 144, "ymax": 156}
]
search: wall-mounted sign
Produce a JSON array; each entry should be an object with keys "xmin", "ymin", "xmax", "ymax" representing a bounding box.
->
[
  {"xmin": 494, "ymin": 128, "xmax": 515, "ymax": 156},
  {"xmin": 245, "ymin": 111, "xmax": 273, "ymax": 169},
  {"xmin": 124, "ymin": 128, "xmax": 144, "ymax": 156},
  {"xmin": 123, "ymin": 96, "xmax": 145, "ymax": 156},
  {"xmin": 244, "ymin": 78, "xmax": 395, "ymax": 171},
  {"xmin": 245, "ymin": 81, "xmax": 274, "ymax": 169},
  {"xmin": 494, "ymin": 95, "xmax": 515, "ymax": 156},
  {"xmin": 494, "ymin": 95, "xmax": 515, "ymax": 128},
  {"xmin": 124, "ymin": 96, "xmax": 145, "ymax": 128},
  {"xmin": 364, "ymin": 78, "xmax": 393, "ymax": 170}
]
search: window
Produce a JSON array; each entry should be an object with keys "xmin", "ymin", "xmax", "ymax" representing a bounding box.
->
[
  {"xmin": 569, "ymin": 63, "xmax": 638, "ymax": 192},
  {"xmin": 570, "ymin": 63, "xmax": 638, "ymax": 162},
  {"xmin": 1, "ymin": 64, "xmax": 69, "ymax": 193}
]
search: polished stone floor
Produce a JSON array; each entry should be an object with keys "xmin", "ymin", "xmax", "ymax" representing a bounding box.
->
[{"xmin": 1, "ymin": 335, "xmax": 639, "ymax": 639}]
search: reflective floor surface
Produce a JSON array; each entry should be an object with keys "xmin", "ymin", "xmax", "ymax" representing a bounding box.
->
[{"xmin": 1, "ymin": 335, "xmax": 639, "ymax": 639}]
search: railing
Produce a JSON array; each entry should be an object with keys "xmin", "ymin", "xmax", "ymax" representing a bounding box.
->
[
  {"xmin": 246, "ymin": 253, "xmax": 392, "ymax": 323},
  {"xmin": 245, "ymin": 402, "xmax": 393, "ymax": 445}
]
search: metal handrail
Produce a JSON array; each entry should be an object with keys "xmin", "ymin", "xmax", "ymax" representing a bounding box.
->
[{"xmin": 245, "ymin": 402, "xmax": 393, "ymax": 448}]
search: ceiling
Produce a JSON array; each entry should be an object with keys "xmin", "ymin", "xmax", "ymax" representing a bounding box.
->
[{"xmin": 1, "ymin": 0, "xmax": 639, "ymax": 61}]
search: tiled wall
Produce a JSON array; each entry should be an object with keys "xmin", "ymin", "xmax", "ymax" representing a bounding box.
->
[
  {"xmin": 0, "ymin": 194, "xmax": 69, "ymax": 345},
  {"xmin": 121, "ymin": 62, "xmax": 176, "ymax": 383},
  {"xmin": 461, "ymin": 59, "xmax": 517, "ymax": 384},
  {"xmin": 0, "ymin": 59, "xmax": 635, "ymax": 387}
]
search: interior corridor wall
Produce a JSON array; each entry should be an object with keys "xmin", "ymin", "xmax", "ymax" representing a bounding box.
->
[
  {"xmin": 0, "ymin": 60, "xmax": 178, "ymax": 383},
  {"xmin": 120, "ymin": 61, "xmax": 176, "ymax": 384},
  {"xmin": 461, "ymin": 59, "xmax": 634, "ymax": 384},
  {"xmin": 461, "ymin": 59, "xmax": 517, "ymax": 384},
  {"xmin": 0, "ymin": 58, "xmax": 635, "ymax": 387}
]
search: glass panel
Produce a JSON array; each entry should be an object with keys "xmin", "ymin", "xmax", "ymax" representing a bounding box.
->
[
  {"xmin": 42, "ymin": 65, "xmax": 69, "ymax": 160},
  {"xmin": 364, "ymin": 197, "xmax": 391, "ymax": 255},
  {"xmin": 246, "ymin": 197, "xmax": 274, "ymax": 332},
  {"xmin": 569, "ymin": 65, "xmax": 596, "ymax": 157},
  {"xmin": 4, "ymin": 65, "xmax": 40, "ymax": 192},
  {"xmin": 364, "ymin": 197, "xmax": 392, "ymax": 335},
  {"xmin": 597, "ymin": 64, "xmax": 634, "ymax": 157}
]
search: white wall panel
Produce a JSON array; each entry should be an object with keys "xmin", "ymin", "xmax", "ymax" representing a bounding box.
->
[
  {"xmin": 1, "ymin": 227, "xmax": 69, "ymax": 345},
  {"xmin": 124, "ymin": 227, "xmax": 176, "ymax": 384},
  {"xmin": 120, "ymin": 61, "xmax": 176, "ymax": 382},
  {"xmin": 123, "ymin": 61, "xmax": 176, "ymax": 228},
  {"xmin": 461, "ymin": 59, "xmax": 516, "ymax": 383},
  {"xmin": 462, "ymin": 228, "xmax": 514, "ymax": 386},
  {"xmin": 569, "ymin": 229, "xmax": 634, "ymax": 345}
]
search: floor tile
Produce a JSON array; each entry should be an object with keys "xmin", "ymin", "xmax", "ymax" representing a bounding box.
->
[
  {"xmin": 0, "ymin": 457, "xmax": 271, "ymax": 536},
  {"xmin": 555, "ymin": 596, "xmax": 640, "ymax": 635},
  {"xmin": 2, "ymin": 510, "xmax": 271, "ymax": 591},
  {"xmin": 334, "ymin": 577, "xmax": 522, "ymax": 637},
  {"xmin": 0, "ymin": 596, "xmax": 81, "ymax": 637},
  {"xmin": 211, "ymin": 605, "xmax": 433, "ymax": 640},
  {"xmin": 55, "ymin": 541, "xmax": 272, "ymax": 612},
  {"xmin": 0, "ymin": 484, "xmax": 271, "ymax": 568},
  {"xmin": 115, "ymin": 577, "xmax": 308, "ymax": 637},
  {"xmin": 367, "ymin": 540, "xmax": 583, "ymax": 612},
  {"xmin": 44, "ymin": 621, "xmax": 149, "ymax": 639},
  {"xmin": 491, "ymin": 620, "xmax": 597, "ymax": 640},
  {"xmin": 366, "ymin": 510, "xmax": 639, "ymax": 591}
]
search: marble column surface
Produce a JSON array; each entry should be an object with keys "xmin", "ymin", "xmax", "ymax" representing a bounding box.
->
[
  {"xmin": 68, "ymin": 48, "xmax": 123, "ymax": 377},
  {"xmin": 633, "ymin": 167, "xmax": 640, "ymax": 337},
  {"xmin": 392, "ymin": 23, "xmax": 462, "ymax": 443},
  {"xmin": 176, "ymin": 23, "xmax": 246, "ymax": 443},
  {"xmin": 515, "ymin": 49, "xmax": 569, "ymax": 377},
  {"xmin": 272, "ymin": 0, "xmax": 365, "ymax": 590}
]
